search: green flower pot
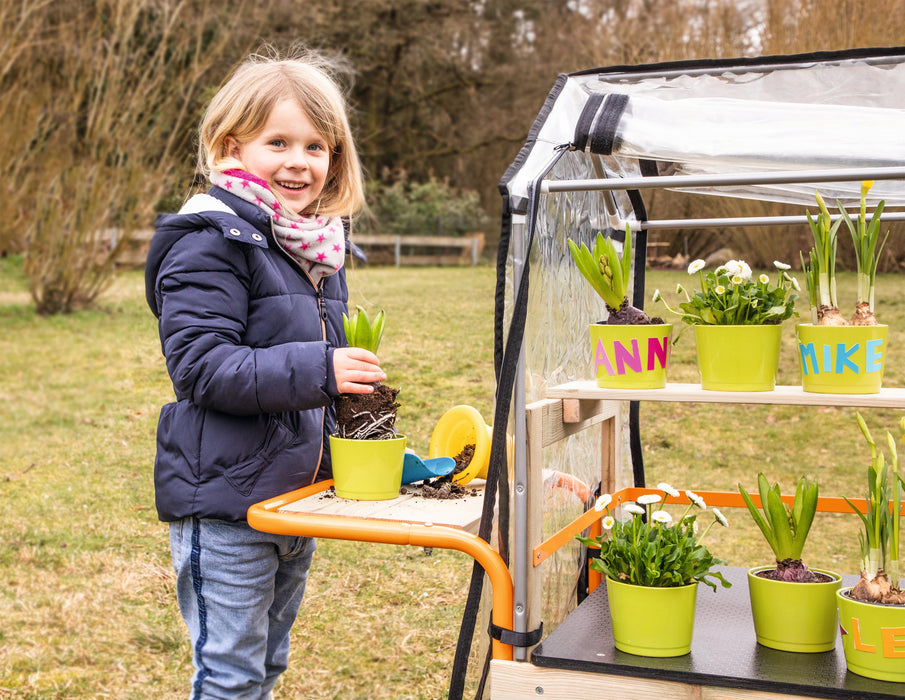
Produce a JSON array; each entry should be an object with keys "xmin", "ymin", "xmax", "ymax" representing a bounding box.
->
[
  {"xmin": 747, "ymin": 566, "xmax": 841, "ymax": 653},
  {"xmin": 837, "ymin": 587, "xmax": 905, "ymax": 682},
  {"xmin": 694, "ymin": 324, "xmax": 782, "ymax": 391},
  {"xmin": 329, "ymin": 434, "xmax": 406, "ymax": 501},
  {"xmin": 589, "ymin": 323, "xmax": 672, "ymax": 389},
  {"xmin": 796, "ymin": 324, "xmax": 888, "ymax": 394},
  {"xmin": 606, "ymin": 577, "xmax": 697, "ymax": 657}
]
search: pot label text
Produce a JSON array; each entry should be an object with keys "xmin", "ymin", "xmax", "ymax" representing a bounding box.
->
[
  {"xmin": 842, "ymin": 615, "xmax": 905, "ymax": 658},
  {"xmin": 596, "ymin": 336, "xmax": 670, "ymax": 376},
  {"xmin": 798, "ymin": 339, "xmax": 884, "ymax": 376}
]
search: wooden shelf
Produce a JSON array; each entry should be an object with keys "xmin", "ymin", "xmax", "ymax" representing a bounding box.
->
[{"xmin": 547, "ymin": 381, "xmax": 905, "ymax": 408}]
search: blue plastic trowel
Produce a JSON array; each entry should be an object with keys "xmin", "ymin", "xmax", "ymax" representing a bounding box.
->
[{"xmin": 401, "ymin": 452, "xmax": 456, "ymax": 484}]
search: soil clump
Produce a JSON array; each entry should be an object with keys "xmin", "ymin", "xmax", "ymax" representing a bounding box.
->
[{"xmin": 333, "ymin": 384, "xmax": 400, "ymax": 439}]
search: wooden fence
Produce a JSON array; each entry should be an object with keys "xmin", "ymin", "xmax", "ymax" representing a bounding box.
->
[
  {"xmin": 351, "ymin": 233, "xmax": 485, "ymax": 266},
  {"xmin": 107, "ymin": 230, "xmax": 488, "ymax": 268}
]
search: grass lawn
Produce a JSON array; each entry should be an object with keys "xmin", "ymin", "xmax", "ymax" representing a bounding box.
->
[{"xmin": 1, "ymin": 255, "xmax": 903, "ymax": 698}]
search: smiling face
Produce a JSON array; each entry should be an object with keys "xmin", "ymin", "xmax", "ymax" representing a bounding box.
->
[{"xmin": 226, "ymin": 98, "xmax": 331, "ymax": 216}]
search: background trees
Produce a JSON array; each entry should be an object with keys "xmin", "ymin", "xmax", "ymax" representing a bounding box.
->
[{"xmin": 3, "ymin": 0, "xmax": 905, "ymax": 312}]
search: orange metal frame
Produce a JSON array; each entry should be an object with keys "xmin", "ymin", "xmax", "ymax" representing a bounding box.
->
[
  {"xmin": 534, "ymin": 486, "xmax": 870, "ymax": 570},
  {"xmin": 247, "ymin": 479, "xmax": 515, "ymax": 661}
]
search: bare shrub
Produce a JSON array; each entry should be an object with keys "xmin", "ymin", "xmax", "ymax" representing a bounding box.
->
[{"xmin": 8, "ymin": 0, "xmax": 264, "ymax": 314}]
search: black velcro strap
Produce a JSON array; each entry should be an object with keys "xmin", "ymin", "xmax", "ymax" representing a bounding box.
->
[
  {"xmin": 588, "ymin": 93, "xmax": 629, "ymax": 155},
  {"xmin": 490, "ymin": 621, "xmax": 544, "ymax": 648},
  {"xmin": 572, "ymin": 92, "xmax": 605, "ymax": 151}
]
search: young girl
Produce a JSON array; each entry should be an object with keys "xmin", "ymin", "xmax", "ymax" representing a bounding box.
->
[{"xmin": 145, "ymin": 50, "xmax": 384, "ymax": 698}]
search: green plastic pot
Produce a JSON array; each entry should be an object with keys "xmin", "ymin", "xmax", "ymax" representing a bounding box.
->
[
  {"xmin": 589, "ymin": 323, "xmax": 672, "ymax": 389},
  {"xmin": 606, "ymin": 577, "xmax": 697, "ymax": 657},
  {"xmin": 796, "ymin": 324, "xmax": 888, "ymax": 394},
  {"xmin": 694, "ymin": 324, "xmax": 782, "ymax": 391},
  {"xmin": 747, "ymin": 566, "xmax": 841, "ymax": 653},
  {"xmin": 837, "ymin": 587, "xmax": 905, "ymax": 682},
  {"xmin": 329, "ymin": 434, "xmax": 406, "ymax": 500}
]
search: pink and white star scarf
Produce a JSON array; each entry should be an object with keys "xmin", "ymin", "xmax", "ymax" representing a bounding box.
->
[{"xmin": 210, "ymin": 169, "xmax": 345, "ymax": 278}]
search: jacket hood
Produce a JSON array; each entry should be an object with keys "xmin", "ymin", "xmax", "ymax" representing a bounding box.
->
[{"xmin": 145, "ymin": 188, "xmax": 272, "ymax": 317}]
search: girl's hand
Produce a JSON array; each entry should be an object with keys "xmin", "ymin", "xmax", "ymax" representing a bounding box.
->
[{"xmin": 333, "ymin": 346, "xmax": 386, "ymax": 394}]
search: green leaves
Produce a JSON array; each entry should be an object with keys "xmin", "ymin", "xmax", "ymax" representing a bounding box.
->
[
  {"xmin": 845, "ymin": 413, "xmax": 902, "ymax": 584},
  {"xmin": 837, "ymin": 180, "xmax": 889, "ymax": 309},
  {"xmin": 738, "ymin": 474, "xmax": 818, "ymax": 563},
  {"xmin": 803, "ymin": 190, "xmax": 843, "ymax": 310},
  {"xmin": 342, "ymin": 306, "xmax": 386, "ymax": 353},
  {"xmin": 655, "ymin": 260, "xmax": 798, "ymax": 327},
  {"xmin": 579, "ymin": 516, "xmax": 729, "ymax": 591},
  {"xmin": 567, "ymin": 225, "xmax": 633, "ymax": 311}
]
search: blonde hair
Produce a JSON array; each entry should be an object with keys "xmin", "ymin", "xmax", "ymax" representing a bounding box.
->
[{"xmin": 198, "ymin": 49, "xmax": 365, "ymax": 218}]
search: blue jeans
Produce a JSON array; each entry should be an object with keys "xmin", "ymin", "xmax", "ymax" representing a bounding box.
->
[{"xmin": 169, "ymin": 517, "xmax": 316, "ymax": 700}]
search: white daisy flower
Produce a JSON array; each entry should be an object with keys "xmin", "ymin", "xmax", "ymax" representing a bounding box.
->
[
  {"xmin": 594, "ymin": 493, "xmax": 613, "ymax": 512},
  {"xmin": 602, "ymin": 515, "xmax": 615, "ymax": 530},
  {"xmin": 651, "ymin": 510, "xmax": 673, "ymax": 525},
  {"xmin": 686, "ymin": 490, "xmax": 706, "ymax": 509},
  {"xmin": 774, "ymin": 261, "xmax": 791, "ymax": 270},
  {"xmin": 652, "ymin": 289, "xmax": 662, "ymax": 302},
  {"xmin": 623, "ymin": 503, "xmax": 645, "ymax": 516},
  {"xmin": 637, "ymin": 493, "xmax": 662, "ymax": 505},
  {"xmin": 713, "ymin": 508, "xmax": 729, "ymax": 528},
  {"xmin": 759, "ymin": 274, "xmax": 769, "ymax": 284},
  {"xmin": 722, "ymin": 259, "xmax": 752, "ymax": 281},
  {"xmin": 657, "ymin": 482, "xmax": 680, "ymax": 498},
  {"xmin": 688, "ymin": 259, "xmax": 706, "ymax": 274}
]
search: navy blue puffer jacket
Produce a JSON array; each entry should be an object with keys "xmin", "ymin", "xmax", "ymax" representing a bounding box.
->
[{"xmin": 145, "ymin": 187, "xmax": 346, "ymax": 522}]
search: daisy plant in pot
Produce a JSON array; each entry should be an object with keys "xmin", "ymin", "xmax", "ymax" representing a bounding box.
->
[
  {"xmin": 576, "ymin": 483, "xmax": 730, "ymax": 657},
  {"xmin": 797, "ymin": 182, "xmax": 890, "ymax": 393},
  {"xmin": 836, "ymin": 413, "xmax": 905, "ymax": 682},
  {"xmin": 653, "ymin": 258, "xmax": 798, "ymax": 391},
  {"xmin": 738, "ymin": 474, "xmax": 841, "ymax": 652},
  {"xmin": 567, "ymin": 224, "xmax": 671, "ymax": 389},
  {"xmin": 330, "ymin": 306, "xmax": 405, "ymax": 501}
]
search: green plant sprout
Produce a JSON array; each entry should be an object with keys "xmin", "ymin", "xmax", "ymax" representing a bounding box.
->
[
  {"xmin": 739, "ymin": 474, "xmax": 820, "ymax": 582},
  {"xmin": 567, "ymin": 224, "xmax": 655, "ymax": 324},
  {"xmin": 801, "ymin": 191, "xmax": 844, "ymax": 325},
  {"xmin": 837, "ymin": 180, "xmax": 889, "ymax": 326},
  {"xmin": 844, "ymin": 413, "xmax": 905, "ymax": 604},
  {"xmin": 342, "ymin": 305, "xmax": 386, "ymax": 353}
]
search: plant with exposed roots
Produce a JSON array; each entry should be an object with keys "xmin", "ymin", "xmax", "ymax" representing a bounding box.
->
[{"xmin": 334, "ymin": 306, "xmax": 399, "ymax": 440}]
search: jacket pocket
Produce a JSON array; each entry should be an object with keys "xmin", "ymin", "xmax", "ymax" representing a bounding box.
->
[{"xmin": 223, "ymin": 416, "xmax": 296, "ymax": 496}]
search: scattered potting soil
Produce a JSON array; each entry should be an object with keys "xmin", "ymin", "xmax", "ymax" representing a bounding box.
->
[{"xmin": 417, "ymin": 444, "xmax": 480, "ymax": 500}]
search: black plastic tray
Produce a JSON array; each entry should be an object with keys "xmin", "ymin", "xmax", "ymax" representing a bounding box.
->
[{"xmin": 531, "ymin": 567, "xmax": 903, "ymax": 699}]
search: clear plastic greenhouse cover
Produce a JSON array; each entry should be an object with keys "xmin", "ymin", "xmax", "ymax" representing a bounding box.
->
[
  {"xmin": 493, "ymin": 48, "xmax": 905, "ymax": 651},
  {"xmin": 506, "ymin": 49, "xmax": 905, "ymax": 214}
]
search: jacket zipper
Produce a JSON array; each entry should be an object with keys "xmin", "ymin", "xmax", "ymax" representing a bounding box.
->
[{"xmin": 269, "ymin": 219, "xmax": 330, "ymax": 481}]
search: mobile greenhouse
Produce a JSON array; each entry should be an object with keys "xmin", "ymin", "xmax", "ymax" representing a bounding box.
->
[{"xmin": 458, "ymin": 46, "xmax": 905, "ymax": 699}]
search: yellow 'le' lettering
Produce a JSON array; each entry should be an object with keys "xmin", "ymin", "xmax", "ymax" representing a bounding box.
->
[
  {"xmin": 852, "ymin": 618, "xmax": 876, "ymax": 653},
  {"xmin": 881, "ymin": 626, "xmax": 905, "ymax": 658}
]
